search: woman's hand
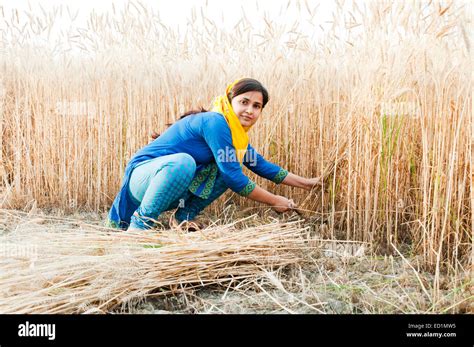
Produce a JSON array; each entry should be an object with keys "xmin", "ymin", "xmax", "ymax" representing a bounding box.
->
[
  {"xmin": 281, "ymin": 173, "xmax": 323, "ymax": 191},
  {"xmin": 246, "ymin": 186, "xmax": 297, "ymax": 213},
  {"xmin": 271, "ymin": 195, "xmax": 297, "ymax": 213},
  {"xmin": 304, "ymin": 177, "xmax": 323, "ymax": 191}
]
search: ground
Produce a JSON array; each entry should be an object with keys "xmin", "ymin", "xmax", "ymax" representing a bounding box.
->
[{"xmin": 0, "ymin": 206, "xmax": 472, "ymax": 314}]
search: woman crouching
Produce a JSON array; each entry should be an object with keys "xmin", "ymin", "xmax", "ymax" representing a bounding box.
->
[{"xmin": 106, "ymin": 78, "xmax": 321, "ymax": 231}]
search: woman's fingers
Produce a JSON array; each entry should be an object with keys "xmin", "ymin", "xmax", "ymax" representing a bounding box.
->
[
  {"xmin": 288, "ymin": 199, "xmax": 297, "ymax": 209},
  {"xmin": 306, "ymin": 177, "xmax": 323, "ymax": 190},
  {"xmin": 272, "ymin": 196, "xmax": 299, "ymax": 213}
]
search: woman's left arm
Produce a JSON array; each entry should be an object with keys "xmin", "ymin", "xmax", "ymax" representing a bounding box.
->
[
  {"xmin": 281, "ymin": 173, "xmax": 323, "ymax": 191},
  {"xmin": 244, "ymin": 145, "xmax": 322, "ymax": 190}
]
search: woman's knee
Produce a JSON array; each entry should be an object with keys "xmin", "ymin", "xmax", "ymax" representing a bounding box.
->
[{"xmin": 167, "ymin": 153, "xmax": 196, "ymax": 177}]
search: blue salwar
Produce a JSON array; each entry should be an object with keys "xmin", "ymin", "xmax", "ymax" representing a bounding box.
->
[{"xmin": 127, "ymin": 153, "xmax": 229, "ymax": 229}]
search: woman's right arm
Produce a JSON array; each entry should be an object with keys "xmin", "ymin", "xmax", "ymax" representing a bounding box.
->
[{"xmin": 202, "ymin": 115, "xmax": 296, "ymax": 213}]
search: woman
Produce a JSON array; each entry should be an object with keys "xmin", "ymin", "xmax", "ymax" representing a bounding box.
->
[{"xmin": 106, "ymin": 78, "xmax": 321, "ymax": 231}]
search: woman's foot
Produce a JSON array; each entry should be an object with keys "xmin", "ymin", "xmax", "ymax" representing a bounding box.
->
[
  {"xmin": 169, "ymin": 215, "xmax": 205, "ymax": 232},
  {"xmin": 127, "ymin": 226, "xmax": 144, "ymax": 232}
]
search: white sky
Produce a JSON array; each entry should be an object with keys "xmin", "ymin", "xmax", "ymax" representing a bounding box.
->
[
  {"xmin": 5, "ymin": 1, "xmax": 465, "ymax": 54},
  {"xmin": 0, "ymin": 0, "xmax": 337, "ymax": 33}
]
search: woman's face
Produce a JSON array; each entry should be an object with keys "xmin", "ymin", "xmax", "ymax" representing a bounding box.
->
[{"xmin": 231, "ymin": 91, "xmax": 264, "ymax": 128}]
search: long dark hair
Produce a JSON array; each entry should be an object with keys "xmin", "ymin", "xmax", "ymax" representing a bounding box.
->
[{"xmin": 151, "ymin": 78, "xmax": 269, "ymax": 139}]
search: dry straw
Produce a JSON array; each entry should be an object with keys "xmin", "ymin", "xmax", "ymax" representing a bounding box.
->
[
  {"xmin": 0, "ymin": 209, "xmax": 311, "ymax": 314},
  {"xmin": 0, "ymin": 0, "xmax": 471, "ymax": 293}
]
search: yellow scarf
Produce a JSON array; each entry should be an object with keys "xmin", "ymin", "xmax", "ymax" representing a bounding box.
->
[{"xmin": 210, "ymin": 78, "xmax": 252, "ymax": 164}]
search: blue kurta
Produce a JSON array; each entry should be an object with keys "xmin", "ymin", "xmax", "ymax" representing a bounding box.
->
[{"xmin": 107, "ymin": 112, "xmax": 288, "ymax": 228}]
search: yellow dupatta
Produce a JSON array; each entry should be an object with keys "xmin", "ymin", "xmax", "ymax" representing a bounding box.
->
[
  {"xmin": 210, "ymin": 78, "xmax": 252, "ymax": 164},
  {"xmin": 189, "ymin": 78, "xmax": 257, "ymax": 199}
]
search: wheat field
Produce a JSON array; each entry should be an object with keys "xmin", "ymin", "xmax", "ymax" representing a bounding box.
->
[{"xmin": 0, "ymin": 0, "xmax": 472, "ymax": 310}]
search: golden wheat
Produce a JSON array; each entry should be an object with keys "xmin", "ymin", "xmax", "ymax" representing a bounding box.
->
[{"xmin": 0, "ymin": 1, "xmax": 471, "ymax": 286}]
